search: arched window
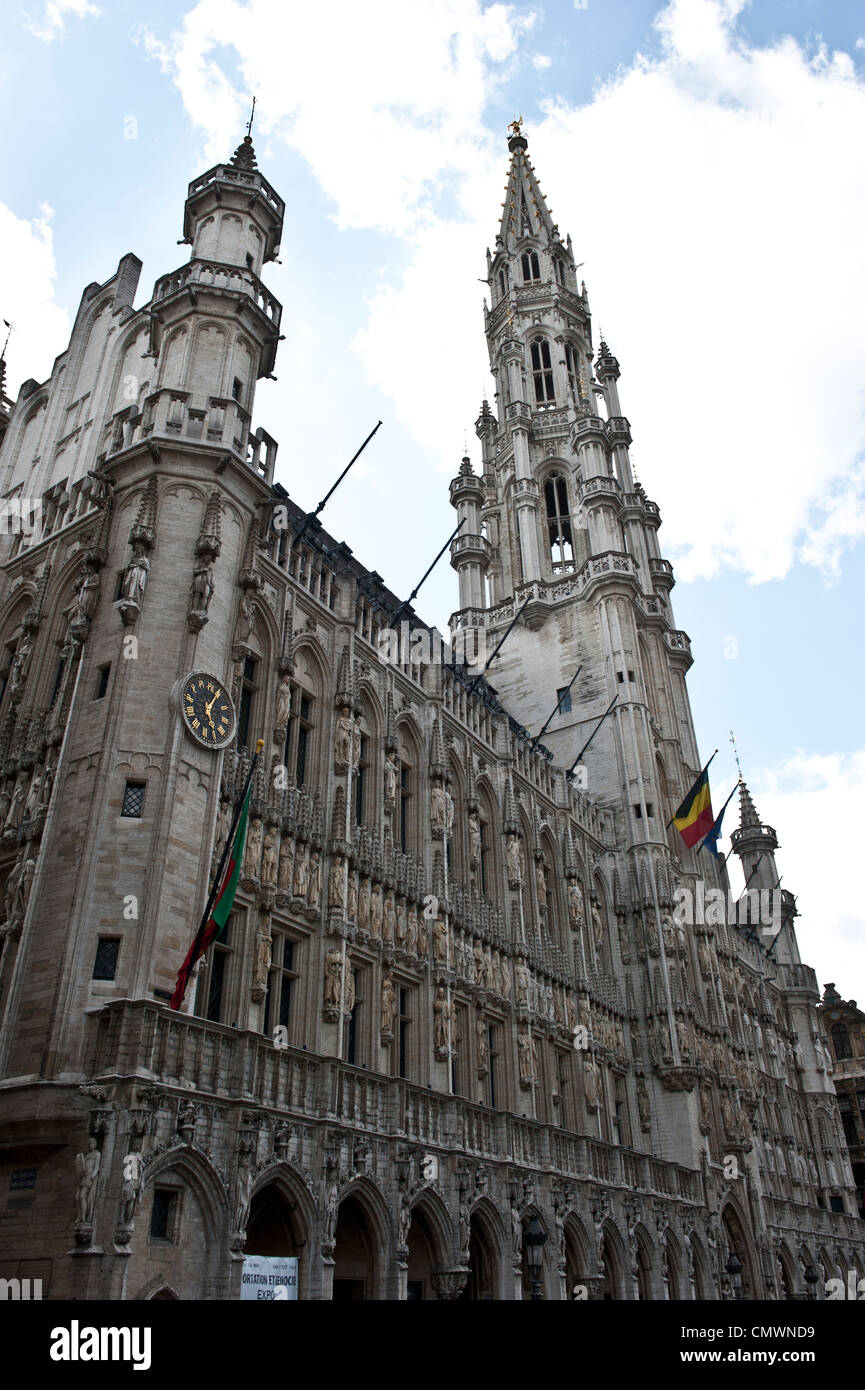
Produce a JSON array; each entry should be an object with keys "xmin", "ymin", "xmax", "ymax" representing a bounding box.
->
[
  {"xmin": 554, "ymin": 258, "xmax": 566, "ymax": 286},
  {"xmin": 499, "ymin": 266, "xmax": 508, "ymax": 299},
  {"xmin": 831, "ymin": 1023, "xmax": 853, "ymax": 1061},
  {"xmin": 564, "ymin": 342, "xmax": 579, "ymax": 399},
  {"xmin": 544, "ymin": 471, "xmax": 574, "ymax": 573},
  {"xmin": 531, "ymin": 338, "xmax": 555, "ymax": 404},
  {"xmin": 521, "ymin": 251, "xmax": 540, "ymax": 283}
]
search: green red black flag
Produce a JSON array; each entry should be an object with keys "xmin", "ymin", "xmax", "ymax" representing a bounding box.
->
[{"xmin": 170, "ymin": 739, "xmax": 262, "ymax": 1011}]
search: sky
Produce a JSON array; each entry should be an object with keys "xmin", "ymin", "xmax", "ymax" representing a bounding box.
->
[{"xmin": 1, "ymin": 0, "xmax": 863, "ymax": 997}]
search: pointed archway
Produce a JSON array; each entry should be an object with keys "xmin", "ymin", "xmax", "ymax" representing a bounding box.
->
[{"xmin": 459, "ymin": 1200, "xmax": 503, "ymax": 1300}]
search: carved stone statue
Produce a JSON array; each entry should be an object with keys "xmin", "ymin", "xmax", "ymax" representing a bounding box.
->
[
  {"xmin": 334, "ymin": 707, "xmax": 353, "ymax": 766},
  {"xmin": 9, "ymin": 634, "xmax": 33, "ymax": 696},
  {"xmin": 346, "ymin": 871, "xmax": 357, "ymax": 923},
  {"xmin": 278, "ymin": 836, "xmax": 293, "ymax": 891},
  {"xmin": 370, "ymin": 883, "xmax": 383, "ymax": 938},
  {"xmin": 238, "ymin": 593, "xmax": 257, "ymax": 643},
  {"xmin": 292, "ymin": 843, "xmax": 309, "ymax": 899},
  {"xmin": 506, "ymin": 835, "xmax": 523, "ymax": 884},
  {"xmin": 190, "ymin": 561, "xmax": 214, "ymax": 615},
  {"xmin": 583, "ymin": 1056, "xmax": 599, "ymax": 1110},
  {"xmin": 383, "ymin": 892, "xmax": 396, "ymax": 944},
  {"xmin": 275, "ymin": 675, "xmax": 291, "ymax": 730},
  {"xmin": 637, "ymin": 1076, "xmax": 651, "ymax": 1130},
  {"xmin": 473, "ymin": 938, "xmax": 485, "ymax": 986},
  {"xmin": 430, "ymin": 782, "xmax": 446, "ymax": 833},
  {"xmin": 535, "ymin": 857, "xmax": 547, "ymax": 910},
  {"xmin": 568, "ymin": 881, "xmax": 584, "ymax": 928},
  {"xmin": 324, "ymin": 948, "xmax": 343, "ymax": 1007},
  {"xmin": 254, "ymin": 927, "xmax": 272, "ymax": 988},
  {"xmin": 476, "ymin": 1013, "xmax": 489, "ymax": 1071},
  {"xmin": 121, "ymin": 543, "xmax": 150, "ymax": 605},
  {"xmin": 395, "ymin": 897, "xmax": 407, "ymax": 947},
  {"xmin": 384, "ymin": 751, "xmax": 398, "ymax": 804},
  {"xmin": 307, "ymin": 849, "xmax": 321, "ymax": 910},
  {"xmin": 517, "ymin": 1023, "xmax": 536, "ymax": 1082},
  {"xmin": 514, "ymin": 960, "xmax": 529, "ymax": 1006},
  {"xmin": 343, "ymin": 957, "xmax": 355, "ymax": 1014},
  {"xmin": 406, "ymin": 901, "xmax": 418, "ymax": 954},
  {"xmin": 233, "ymin": 1153, "xmax": 254, "ymax": 1234},
  {"xmin": 3, "ymin": 852, "xmax": 25, "ymax": 923},
  {"xmin": 261, "ymin": 827, "xmax": 278, "ymax": 887},
  {"xmin": 433, "ymin": 916, "xmax": 448, "ymax": 964},
  {"xmin": 398, "ymin": 1194, "xmax": 412, "ymax": 1248},
  {"xmin": 20, "ymin": 857, "xmax": 36, "ymax": 912},
  {"xmin": 469, "ymin": 813, "xmax": 481, "ymax": 863},
  {"xmin": 433, "ymin": 986, "xmax": 450, "ymax": 1051},
  {"xmin": 214, "ymin": 797, "xmax": 230, "ymax": 865},
  {"xmin": 417, "ymin": 911, "xmax": 428, "ymax": 956},
  {"xmin": 591, "ymin": 900, "xmax": 604, "ymax": 954},
  {"xmin": 74, "ymin": 1137, "xmax": 101, "ymax": 1224},
  {"xmin": 323, "ymin": 1175, "xmax": 339, "ymax": 1245},
  {"xmin": 243, "ymin": 816, "xmax": 263, "ymax": 878},
  {"xmin": 5, "ymin": 774, "xmax": 27, "ymax": 834},
  {"xmin": 381, "ymin": 973, "xmax": 397, "ymax": 1035},
  {"xmin": 444, "ymin": 787, "xmax": 454, "ymax": 834},
  {"xmin": 511, "ymin": 1202, "xmax": 523, "ymax": 1261},
  {"xmin": 328, "ymin": 855, "xmax": 344, "ymax": 910},
  {"xmin": 118, "ymin": 1149, "xmax": 145, "ymax": 1227},
  {"xmin": 357, "ymin": 876, "xmax": 371, "ymax": 930}
]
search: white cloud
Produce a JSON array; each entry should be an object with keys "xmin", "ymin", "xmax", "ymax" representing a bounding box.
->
[
  {"xmin": 0, "ymin": 203, "xmax": 69, "ymax": 396},
  {"xmin": 23, "ymin": 0, "xmax": 100, "ymax": 41},
  {"xmin": 141, "ymin": 0, "xmax": 865, "ymax": 585},
  {"xmin": 726, "ymin": 751, "xmax": 865, "ymax": 995},
  {"xmin": 532, "ymin": 52, "xmax": 552, "ymax": 70}
]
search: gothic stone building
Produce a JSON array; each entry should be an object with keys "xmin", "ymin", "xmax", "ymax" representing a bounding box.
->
[
  {"xmin": 819, "ymin": 984, "xmax": 865, "ymax": 1223},
  {"xmin": 0, "ymin": 126, "xmax": 862, "ymax": 1302}
]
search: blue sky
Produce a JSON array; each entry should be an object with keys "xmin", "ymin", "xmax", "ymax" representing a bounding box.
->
[{"xmin": 1, "ymin": 0, "xmax": 863, "ymax": 993}]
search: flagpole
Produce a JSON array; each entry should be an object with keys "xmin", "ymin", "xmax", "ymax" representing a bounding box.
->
[
  {"xmin": 665, "ymin": 748, "xmax": 718, "ymax": 829},
  {"xmin": 172, "ymin": 737, "xmax": 263, "ymax": 1011}
]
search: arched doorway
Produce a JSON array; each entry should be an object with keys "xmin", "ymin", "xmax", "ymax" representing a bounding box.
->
[
  {"xmin": 721, "ymin": 1203, "xmax": 758, "ymax": 1299},
  {"xmin": 599, "ymin": 1222, "xmax": 625, "ymax": 1300},
  {"xmin": 406, "ymin": 1205, "xmax": 438, "ymax": 1300},
  {"xmin": 459, "ymin": 1203, "xmax": 501, "ymax": 1300},
  {"xmin": 564, "ymin": 1215, "xmax": 592, "ymax": 1300},
  {"xmin": 244, "ymin": 1180, "xmax": 305, "ymax": 1299},
  {"xmin": 332, "ymin": 1194, "xmax": 379, "ymax": 1301}
]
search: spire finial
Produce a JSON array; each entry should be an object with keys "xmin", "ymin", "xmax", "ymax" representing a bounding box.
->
[
  {"xmin": 246, "ymin": 95, "xmax": 256, "ymax": 139},
  {"xmin": 730, "ymin": 729, "xmax": 743, "ymax": 780},
  {"xmin": 508, "ymin": 114, "xmax": 524, "ymax": 138}
]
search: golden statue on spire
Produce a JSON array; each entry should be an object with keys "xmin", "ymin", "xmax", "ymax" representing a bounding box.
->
[{"xmin": 508, "ymin": 114, "xmax": 524, "ymax": 137}]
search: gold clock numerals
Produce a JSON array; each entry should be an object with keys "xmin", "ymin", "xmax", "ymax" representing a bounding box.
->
[{"xmin": 182, "ymin": 672, "xmax": 235, "ymax": 749}]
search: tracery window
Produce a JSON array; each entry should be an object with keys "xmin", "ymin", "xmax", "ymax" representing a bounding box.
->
[
  {"xmin": 544, "ymin": 471, "xmax": 574, "ymax": 573},
  {"xmin": 531, "ymin": 338, "xmax": 555, "ymax": 403},
  {"xmin": 521, "ymin": 251, "xmax": 540, "ymax": 283}
]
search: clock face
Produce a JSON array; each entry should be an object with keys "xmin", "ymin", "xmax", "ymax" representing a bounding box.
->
[{"xmin": 181, "ymin": 672, "xmax": 236, "ymax": 750}]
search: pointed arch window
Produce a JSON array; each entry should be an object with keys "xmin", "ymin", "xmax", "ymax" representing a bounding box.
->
[
  {"xmin": 564, "ymin": 342, "xmax": 579, "ymax": 399},
  {"xmin": 499, "ymin": 266, "xmax": 508, "ymax": 300},
  {"xmin": 544, "ymin": 471, "xmax": 574, "ymax": 574},
  {"xmin": 554, "ymin": 258, "xmax": 566, "ymax": 287},
  {"xmin": 531, "ymin": 338, "xmax": 555, "ymax": 403},
  {"xmin": 521, "ymin": 251, "xmax": 540, "ymax": 283}
]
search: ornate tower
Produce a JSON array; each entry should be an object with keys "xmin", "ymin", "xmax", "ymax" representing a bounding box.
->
[
  {"xmin": 0, "ymin": 132, "xmax": 285, "ymax": 1090},
  {"xmin": 450, "ymin": 120, "xmax": 701, "ymax": 874}
]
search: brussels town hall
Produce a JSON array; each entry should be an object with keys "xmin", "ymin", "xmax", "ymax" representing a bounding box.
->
[{"xmin": 0, "ymin": 121, "xmax": 861, "ymax": 1301}]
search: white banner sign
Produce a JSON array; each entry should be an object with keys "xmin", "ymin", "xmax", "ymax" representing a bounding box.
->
[{"xmin": 240, "ymin": 1255, "xmax": 298, "ymax": 1301}]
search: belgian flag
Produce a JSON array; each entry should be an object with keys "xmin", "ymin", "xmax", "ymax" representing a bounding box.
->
[
  {"xmin": 170, "ymin": 739, "xmax": 262, "ymax": 1011},
  {"xmin": 672, "ymin": 763, "xmax": 715, "ymax": 849}
]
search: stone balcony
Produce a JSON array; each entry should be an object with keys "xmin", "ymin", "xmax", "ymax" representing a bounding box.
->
[{"xmin": 89, "ymin": 999, "xmax": 704, "ymax": 1205}]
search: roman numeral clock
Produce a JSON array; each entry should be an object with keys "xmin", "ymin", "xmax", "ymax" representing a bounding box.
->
[{"xmin": 180, "ymin": 671, "xmax": 236, "ymax": 749}]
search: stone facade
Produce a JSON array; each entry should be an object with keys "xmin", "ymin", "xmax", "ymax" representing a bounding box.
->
[
  {"xmin": 819, "ymin": 984, "xmax": 865, "ymax": 1224},
  {"xmin": 0, "ymin": 125, "xmax": 862, "ymax": 1301}
]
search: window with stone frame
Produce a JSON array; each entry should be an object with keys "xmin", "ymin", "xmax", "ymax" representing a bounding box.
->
[
  {"xmin": 354, "ymin": 727, "xmax": 369, "ymax": 826},
  {"xmin": 396, "ymin": 983, "xmax": 413, "ymax": 1080},
  {"xmin": 195, "ymin": 914, "xmax": 236, "ymax": 1024},
  {"xmin": 544, "ymin": 472, "xmax": 574, "ymax": 574},
  {"xmin": 283, "ymin": 680, "xmax": 314, "ymax": 788},
  {"xmin": 237, "ymin": 656, "xmax": 258, "ymax": 752},
  {"xmin": 521, "ymin": 250, "xmax": 540, "ymax": 282},
  {"xmin": 264, "ymin": 930, "xmax": 300, "ymax": 1043},
  {"xmin": 344, "ymin": 960, "xmax": 364, "ymax": 1066},
  {"xmin": 531, "ymin": 337, "xmax": 555, "ymax": 403}
]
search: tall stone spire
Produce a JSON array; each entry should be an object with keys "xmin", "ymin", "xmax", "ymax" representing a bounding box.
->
[{"xmin": 497, "ymin": 118, "xmax": 561, "ymax": 250}]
